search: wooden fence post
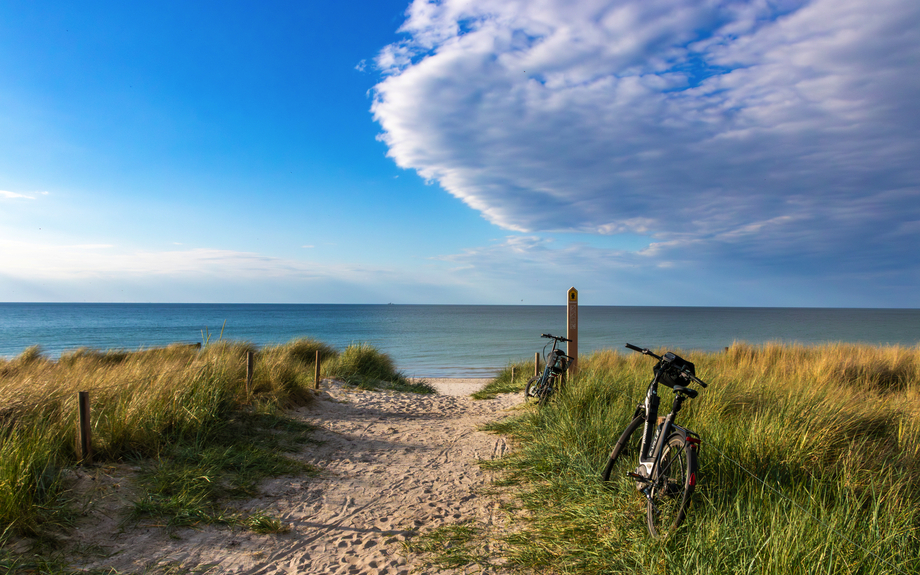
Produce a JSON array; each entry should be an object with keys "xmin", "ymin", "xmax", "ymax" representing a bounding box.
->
[
  {"xmin": 77, "ymin": 391, "xmax": 92, "ymax": 464},
  {"xmin": 511, "ymin": 367, "xmax": 515, "ymax": 382},
  {"xmin": 534, "ymin": 352, "xmax": 540, "ymax": 378},
  {"xmin": 567, "ymin": 287, "xmax": 578, "ymax": 374},
  {"xmin": 246, "ymin": 350, "xmax": 254, "ymax": 397},
  {"xmin": 315, "ymin": 350, "xmax": 321, "ymax": 390}
]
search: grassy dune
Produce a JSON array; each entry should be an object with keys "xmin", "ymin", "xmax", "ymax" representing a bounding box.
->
[
  {"xmin": 0, "ymin": 338, "xmax": 419, "ymax": 543},
  {"xmin": 482, "ymin": 342, "xmax": 920, "ymax": 574}
]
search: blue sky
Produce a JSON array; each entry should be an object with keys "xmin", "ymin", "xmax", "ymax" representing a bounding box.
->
[{"xmin": 1, "ymin": 0, "xmax": 918, "ymax": 307}]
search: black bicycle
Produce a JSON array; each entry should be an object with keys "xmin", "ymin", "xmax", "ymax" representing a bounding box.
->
[
  {"xmin": 524, "ymin": 333, "xmax": 572, "ymax": 405},
  {"xmin": 601, "ymin": 343, "xmax": 708, "ymax": 538}
]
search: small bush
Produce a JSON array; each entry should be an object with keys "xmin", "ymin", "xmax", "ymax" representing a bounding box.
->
[
  {"xmin": 472, "ymin": 360, "xmax": 533, "ymax": 399},
  {"xmin": 277, "ymin": 337, "xmax": 337, "ymax": 366},
  {"xmin": 328, "ymin": 343, "xmax": 397, "ymax": 381},
  {"xmin": 326, "ymin": 343, "xmax": 435, "ymax": 394}
]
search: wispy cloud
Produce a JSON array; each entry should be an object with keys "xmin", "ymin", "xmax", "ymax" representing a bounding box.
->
[
  {"xmin": 0, "ymin": 240, "xmax": 319, "ymax": 279},
  {"xmin": 0, "ymin": 240, "xmax": 473, "ymax": 303},
  {"xmin": 1, "ymin": 190, "xmax": 40, "ymax": 200},
  {"xmin": 372, "ymin": 0, "xmax": 920, "ymax": 281},
  {"xmin": 432, "ymin": 233, "xmax": 920, "ymax": 306}
]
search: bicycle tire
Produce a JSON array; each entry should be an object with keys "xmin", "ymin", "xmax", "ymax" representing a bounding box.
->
[
  {"xmin": 524, "ymin": 375, "xmax": 541, "ymax": 403},
  {"xmin": 525, "ymin": 374, "xmax": 556, "ymax": 405},
  {"xmin": 538, "ymin": 375, "xmax": 556, "ymax": 405},
  {"xmin": 646, "ymin": 434, "xmax": 697, "ymax": 538},
  {"xmin": 601, "ymin": 414, "xmax": 645, "ymax": 484}
]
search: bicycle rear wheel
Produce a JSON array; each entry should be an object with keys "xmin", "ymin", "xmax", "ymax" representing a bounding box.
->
[
  {"xmin": 537, "ymin": 375, "xmax": 555, "ymax": 405},
  {"xmin": 646, "ymin": 434, "xmax": 697, "ymax": 538}
]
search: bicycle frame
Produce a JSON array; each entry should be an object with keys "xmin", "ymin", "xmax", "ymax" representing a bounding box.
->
[
  {"xmin": 632, "ymin": 373, "xmax": 698, "ymax": 486},
  {"xmin": 527, "ymin": 333, "xmax": 572, "ymax": 402},
  {"xmin": 541, "ymin": 346, "xmax": 566, "ymax": 386},
  {"xmin": 623, "ymin": 347, "xmax": 703, "ymax": 494}
]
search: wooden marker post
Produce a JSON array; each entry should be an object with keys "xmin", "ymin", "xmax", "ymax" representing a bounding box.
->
[
  {"xmin": 246, "ymin": 351, "xmax": 254, "ymax": 396},
  {"xmin": 315, "ymin": 350, "xmax": 322, "ymax": 390},
  {"xmin": 77, "ymin": 391, "xmax": 92, "ymax": 464},
  {"xmin": 567, "ymin": 287, "xmax": 578, "ymax": 373},
  {"xmin": 534, "ymin": 352, "xmax": 540, "ymax": 378}
]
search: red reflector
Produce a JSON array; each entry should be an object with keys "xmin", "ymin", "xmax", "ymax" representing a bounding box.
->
[
  {"xmin": 688, "ymin": 473, "xmax": 696, "ymax": 487},
  {"xmin": 686, "ymin": 437, "xmax": 701, "ymax": 445}
]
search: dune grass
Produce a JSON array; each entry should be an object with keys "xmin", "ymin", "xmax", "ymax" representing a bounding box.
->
[
  {"xmin": 0, "ymin": 337, "xmax": 417, "ymax": 546},
  {"xmin": 324, "ymin": 342, "xmax": 436, "ymax": 394},
  {"xmin": 481, "ymin": 342, "xmax": 920, "ymax": 574},
  {"xmin": 472, "ymin": 359, "xmax": 536, "ymax": 400}
]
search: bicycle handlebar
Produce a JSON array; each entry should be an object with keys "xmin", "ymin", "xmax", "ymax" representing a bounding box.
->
[
  {"xmin": 624, "ymin": 343, "xmax": 709, "ymax": 388},
  {"xmin": 625, "ymin": 343, "xmax": 662, "ymax": 360},
  {"xmin": 542, "ymin": 333, "xmax": 572, "ymax": 342}
]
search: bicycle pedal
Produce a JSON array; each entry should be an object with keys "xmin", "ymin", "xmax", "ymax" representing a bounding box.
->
[{"xmin": 626, "ymin": 472, "xmax": 650, "ymax": 484}]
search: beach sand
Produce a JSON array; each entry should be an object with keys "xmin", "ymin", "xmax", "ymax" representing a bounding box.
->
[
  {"xmin": 69, "ymin": 377, "xmax": 520, "ymax": 574},
  {"xmin": 422, "ymin": 377, "xmax": 493, "ymax": 396}
]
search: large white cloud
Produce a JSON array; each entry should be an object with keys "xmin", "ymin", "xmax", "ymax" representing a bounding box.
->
[{"xmin": 372, "ymin": 0, "xmax": 920, "ymax": 275}]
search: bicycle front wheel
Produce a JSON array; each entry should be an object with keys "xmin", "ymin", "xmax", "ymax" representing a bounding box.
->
[
  {"xmin": 524, "ymin": 375, "xmax": 541, "ymax": 403},
  {"xmin": 524, "ymin": 374, "xmax": 555, "ymax": 405},
  {"xmin": 646, "ymin": 434, "xmax": 697, "ymax": 538},
  {"xmin": 601, "ymin": 414, "xmax": 644, "ymax": 485}
]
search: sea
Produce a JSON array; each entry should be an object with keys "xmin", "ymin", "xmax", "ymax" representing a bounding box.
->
[{"xmin": 1, "ymin": 303, "xmax": 918, "ymax": 378}]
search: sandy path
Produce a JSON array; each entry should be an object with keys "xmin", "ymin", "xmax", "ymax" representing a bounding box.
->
[{"xmin": 73, "ymin": 379, "xmax": 519, "ymax": 574}]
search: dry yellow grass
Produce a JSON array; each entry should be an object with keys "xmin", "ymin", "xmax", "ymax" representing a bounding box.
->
[{"xmin": 0, "ymin": 340, "xmax": 322, "ymax": 538}]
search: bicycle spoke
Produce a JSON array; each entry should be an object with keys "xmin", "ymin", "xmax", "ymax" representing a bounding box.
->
[{"xmin": 646, "ymin": 436, "xmax": 696, "ymax": 538}]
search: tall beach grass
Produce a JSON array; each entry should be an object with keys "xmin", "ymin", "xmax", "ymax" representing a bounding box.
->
[
  {"xmin": 0, "ymin": 337, "xmax": 417, "ymax": 542},
  {"xmin": 483, "ymin": 342, "xmax": 920, "ymax": 574}
]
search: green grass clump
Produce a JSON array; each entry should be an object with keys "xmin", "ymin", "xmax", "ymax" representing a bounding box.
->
[
  {"xmin": 245, "ymin": 510, "xmax": 290, "ymax": 534},
  {"xmin": 253, "ymin": 338, "xmax": 336, "ymax": 405},
  {"xmin": 403, "ymin": 522, "xmax": 494, "ymax": 570},
  {"xmin": 325, "ymin": 343, "xmax": 435, "ymax": 394},
  {"xmin": 483, "ymin": 342, "xmax": 920, "ymax": 574},
  {"xmin": 0, "ymin": 549, "xmax": 116, "ymax": 575},
  {"xmin": 131, "ymin": 409, "xmax": 318, "ymax": 530},
  {"xmin": 472, "ymin": 360, "xmax": 534, "ymax": 399}
]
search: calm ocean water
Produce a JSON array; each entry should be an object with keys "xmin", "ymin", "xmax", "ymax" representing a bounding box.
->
[{"xmin": 1, "ymin": 304, "xmax": 918, "ymax": 377}]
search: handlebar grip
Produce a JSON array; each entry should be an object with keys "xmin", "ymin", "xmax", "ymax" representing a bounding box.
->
[
  {"xmin": 678, "ymin": 369, "xmax": 708, "ymax": 388},
  {"xmin": 690, "ymin": 374, "xmax": 709, "ymax": 388},
  {"xmin": 625, "ymin": 343, "xmax": 662, "ymax": 361},
  {"xmin": 542, "ymin": 333, "xmax": 572, "ymax": 342}
]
